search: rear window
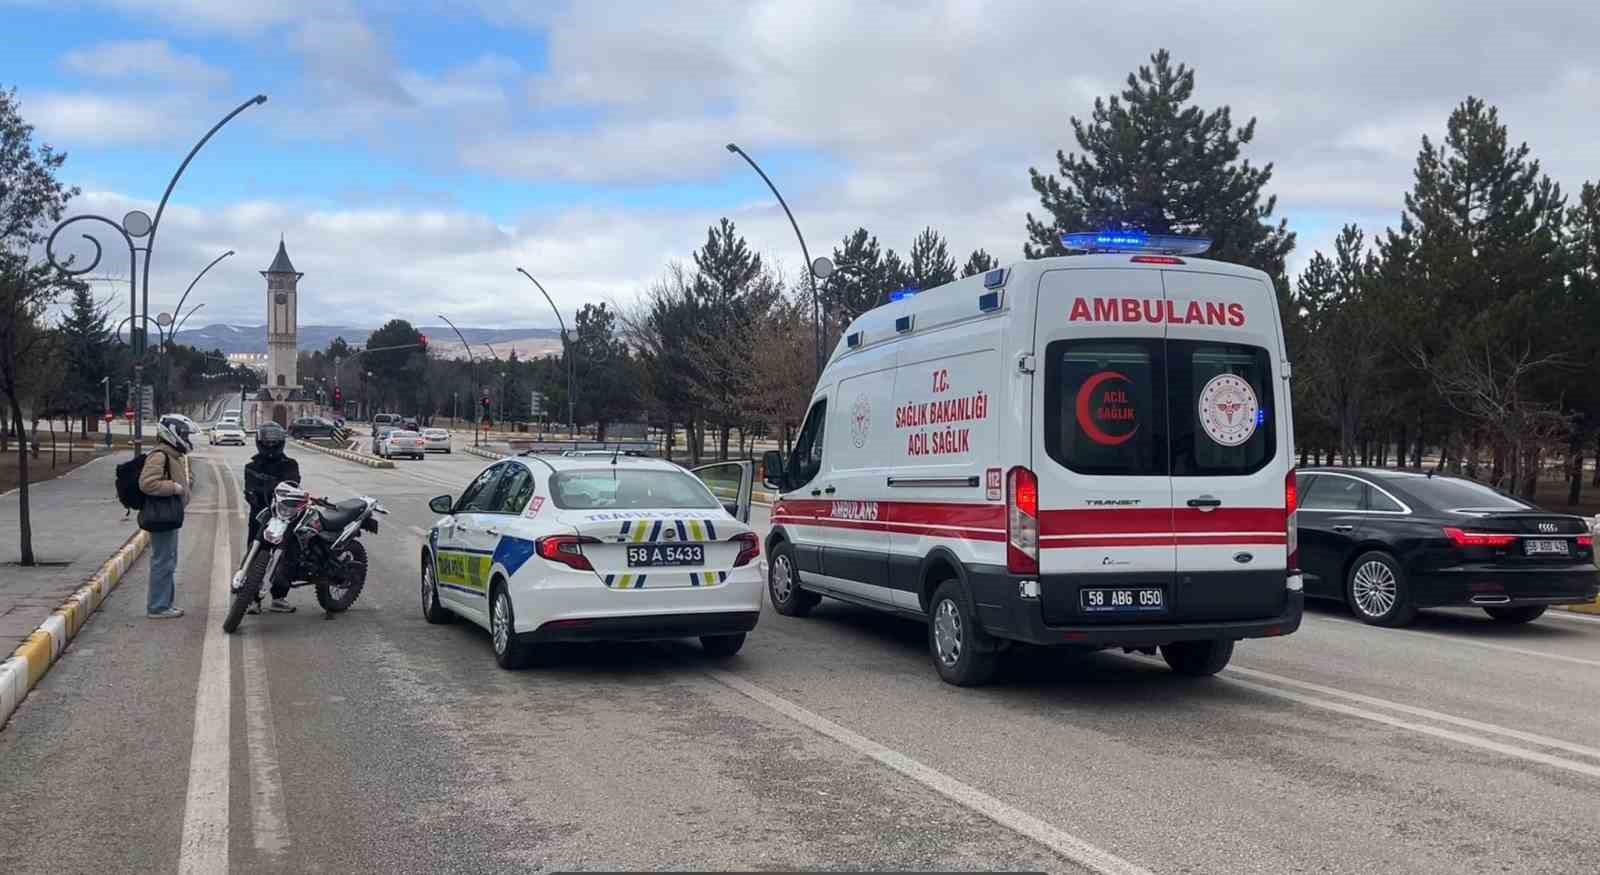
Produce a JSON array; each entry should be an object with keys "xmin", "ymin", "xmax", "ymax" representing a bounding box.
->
[
  {"xmin": 549, "ymin": 469, "xmax": 719, "ymax": 511},
  {"xmin": 1045, "ymin": 338, "xmax": 1275, "ymax": 476},
  {"xmin": 1399, "ymin": 476, "xmax": 1530, "ymax": 511}
]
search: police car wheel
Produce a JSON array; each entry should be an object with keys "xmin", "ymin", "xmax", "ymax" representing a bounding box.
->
[
  {"xmin": 928, "ymin": 579, "xmax": 998, "ymax": 687},
  {"xmin": 421, "ymin": 555, "xmax": 452, "ymax": 625},
  {"xmin": 700, "ymin": 633, "xmax": 745, "ymax": 658},
  {"xmin": 490, "ymin": 585, "xmax": 534, "ymax": 670},
  {"xmin": 1160, "ymin": 639, "xmax": 1233, "ymax": 676},
  {"xmin": 767, "ymin": 542, "xmax": 819, "ymax": 617}
]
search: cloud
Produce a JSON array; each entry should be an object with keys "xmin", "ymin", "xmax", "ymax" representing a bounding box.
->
[
  {"xmin": 27, "ymin": 93, "xmax": 196, "ymax": 146},
  {"xmin": 61, "ymin": 39, "xmax": 229, "ymax": 89}
]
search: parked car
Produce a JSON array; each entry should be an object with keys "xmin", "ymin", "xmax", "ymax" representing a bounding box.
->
[
  {"xmin": 289, "ymin": 416, "xmax": 340, "ymax": 440},
  {"xmin": 1295, "ymin": 468, "xmax": 1600, "ymax": 626},
  {"xmin": 421, "ymin": 427, "xmax": 451, "ymax": 453},
  {"xmin": 378, "ymin": 429, "xmax": 426, "ymax": 460},
  {"xmin": 210, "ymin": 423, "xmax": 247, "ymax": 446}
]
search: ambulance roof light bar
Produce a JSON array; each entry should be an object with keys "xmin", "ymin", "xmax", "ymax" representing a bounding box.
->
[{"xmin": 1059, "ymin": 231, "xmax": 1213, "ymax": 256}]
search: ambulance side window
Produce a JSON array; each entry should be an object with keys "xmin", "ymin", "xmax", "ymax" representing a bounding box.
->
[
  {"xmin": 789, "ymin": 398, "xmax": 828, "ymax": 489},
  {"xmin": 1170, "ymin": 341, "xmax": 1275, "ymax": 476},
  {"xmin": 1044, "ymin": 340, "xmax": 1166, "ymax": 476}
]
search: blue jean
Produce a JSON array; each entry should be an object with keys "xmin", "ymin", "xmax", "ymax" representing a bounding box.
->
[{"xmin": 147, "ymin": 528, "xmax": 179, "ymax": 612}]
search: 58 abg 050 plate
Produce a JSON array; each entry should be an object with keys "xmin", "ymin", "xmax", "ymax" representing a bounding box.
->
[{"xmin": 1081, "ymin": 587, "xmax": 1166, "ymax": 614}]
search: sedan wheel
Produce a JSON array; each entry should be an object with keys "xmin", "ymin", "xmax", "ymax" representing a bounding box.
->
[
  {"xmin": 421, "ymin": 558, "xmax": 452, "ymax": 624},
  {"xmin": 1346, "ymin": 551, "xmax": 1416, "ymax": 627},
  {"xmin": 490, "ymin": 587, "xmax": 532, "ymax": 669}
]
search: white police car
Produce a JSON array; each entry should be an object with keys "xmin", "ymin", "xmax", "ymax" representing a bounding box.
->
[{"xmin": 420, "ymin": 455, "xmax": 760, "ymax": 668}]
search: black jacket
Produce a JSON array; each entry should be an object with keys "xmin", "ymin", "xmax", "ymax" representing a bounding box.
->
[{"xmin": 243, "ymin": 452, "xmax": 301, "ymax": 511}]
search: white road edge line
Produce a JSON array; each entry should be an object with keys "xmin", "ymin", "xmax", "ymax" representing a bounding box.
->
[
  {"xmin": 705, "ymin": 668, "xmax": 1154, "ymax": 875},
  {"xmin": 1308, "ymin": 615, "xmax": 1600, "ymax": 669},
  {"xmin": 1545, "ymin": 610, "xmax": 1600, "ymax": 626},
  {"xmin": 240, "ymin": 472, "xmax": 291, "ymax": 857},
  {"xmin": 177, "ymin": 459, "xmax": 233, "ymax": 873},
  {"xmin": 1219, "ymin": 667, "xmax": 1600, "ymax": 777}
]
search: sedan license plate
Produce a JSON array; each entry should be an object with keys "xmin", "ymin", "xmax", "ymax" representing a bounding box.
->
[
  {"xmin": 627, "ymin": 544, "xmax": 704, "ymax": 567},
  {"xmin": 1081, "ymin": 587, "xmax": 1165, "ymax": 614},
  {"xmin": 1525, "ymin": 539, "xmax": 1569, "ymax": 556}
]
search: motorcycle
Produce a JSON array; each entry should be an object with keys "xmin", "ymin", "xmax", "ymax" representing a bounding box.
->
[{"xmin": 223, "ymin": 481, "xmax": 387, "ymax": 633}]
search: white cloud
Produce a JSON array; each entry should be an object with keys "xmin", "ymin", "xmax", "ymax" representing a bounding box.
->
[
  {"xmin": 27, "ymin": 93, "xmax": 194, "ymax": 146},
  {"xmin": 61, "ymin": 39, "xmax": 229, "ymax": 88}
]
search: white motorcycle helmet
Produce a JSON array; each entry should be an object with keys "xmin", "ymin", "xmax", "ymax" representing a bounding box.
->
[{"xmin": 156, "ymin": 420, "xmax": 193, "ymax": 454}]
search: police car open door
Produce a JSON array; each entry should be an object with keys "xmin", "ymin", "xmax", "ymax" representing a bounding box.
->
[{"xmin": 691, "ymin": 461, "xmax": 754, "ymax": 523}]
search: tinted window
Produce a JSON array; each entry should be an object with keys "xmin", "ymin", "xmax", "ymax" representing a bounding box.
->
[
  {"xmin": 1045, "ymin": 339, "xmax": 1166, "ymax": 476},
  {"xmin": 788, "ymin": 399, "xmax": 827, "ymax": 489},
  {"xmin": 1368, "ymin": 488, "xmax": 1404, "ymax": 512},
  {"xmin": 549, "ymin": 469, "xmax": 719, "ymax": 510},
  {"xmin": 1400, "ymin": 476, "xmax": 1530, "ymax": 511},
  {"xmin": 1170, "ymin": 342, "xmax": 1275, "ymax": 476},
  {"xmin": 1301, "ymin": 475, "xmax": 1366, "ymax": 511},
  {"xmin": 490, "ymin": 465, "xmax": 536, "ymax": 514},
  {"xmin": 455, "ymin": 463, "xmax": 505, "ymax": 513}
]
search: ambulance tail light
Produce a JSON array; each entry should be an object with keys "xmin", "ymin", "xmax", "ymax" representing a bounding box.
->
[
  {"xmin": 1007, "ymin": 466, "xmax": 1039, "ymax": 575},
  {"xmin": 1285, "ymin": 469, "xmax": 1299, "ymax": 572},
  {"xmin": 536, "ymin": 534, "xmax": 598, "ymax": 571}
]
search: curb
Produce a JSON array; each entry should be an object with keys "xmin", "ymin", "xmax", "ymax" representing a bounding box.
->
[
  {"xmin": 463, "ymin": 445, "xmax": 506, "ymax": 462},
  {"xmin": 291, "ymin": 438, "xmax": 395, "ymax": 469},
  {"xmin": 0, "ymin": 529, "xmax": 151, "ymax": 730}
]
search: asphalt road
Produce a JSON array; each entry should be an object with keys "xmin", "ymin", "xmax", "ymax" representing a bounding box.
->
[{"xmin": 2, "ymin": 442, "xmax": 1597, "ymax": 873}]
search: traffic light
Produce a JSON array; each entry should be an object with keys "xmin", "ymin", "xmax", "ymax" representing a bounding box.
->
[
  {"xmin": 481, "ymin": 395, "xmax": 491, "ymax": 412},
  {"xmin": 334, "ymin": 387, "xmax": 342, "ymax": 404},
  {"xmin": 417, "ymin": 334, "xmax": 428, "ymax": 351}
]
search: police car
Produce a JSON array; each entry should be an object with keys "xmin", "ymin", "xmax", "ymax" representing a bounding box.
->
[
  {"xmin": 420, "ymin": 455, "xmax": 760, "ymax": 668},
  {"xmin": 761, "ymin": 232, "xmax": 1302, "ymax": 686}
]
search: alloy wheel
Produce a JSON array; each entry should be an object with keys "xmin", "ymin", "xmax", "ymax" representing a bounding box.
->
[
  {"xmin": 492, "ymin": 592, "xmax": 511, "ymax": 654},
  {"xmin": 1352, "ymin": 560, "xmax": 1398, "ymax": 618}
]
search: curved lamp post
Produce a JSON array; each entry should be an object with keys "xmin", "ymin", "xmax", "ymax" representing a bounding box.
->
[
  {"xmin": 46, "ymin": 94, "xmax": 266, "ymax": 454},
  {"xmin": 173, "ymin": 302, "xmax": 207, "ymax": 337},
  {"xmin": 724, "ymin": 142, "xmax": 832, "ymax": 375},
  {"xmin": 437, "ymin": 313, "xmax": 481, "ymax": 446},
  {"xmin": 515, "ymin": 268, "xmax": 576, "ymax": 443},
  {"xmin": 171, "ymin": 249, "xmax": 235, "ymax": 333}
]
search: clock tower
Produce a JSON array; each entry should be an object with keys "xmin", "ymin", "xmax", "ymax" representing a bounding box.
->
[{"xmin": 261, "ymin": 238, "xmax": 304, "ymax": 424}]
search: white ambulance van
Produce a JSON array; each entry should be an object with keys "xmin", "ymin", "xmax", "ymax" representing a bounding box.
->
[{"xmin": 761, "ymin": 232, "xmax": 1301, "ymax": 686}]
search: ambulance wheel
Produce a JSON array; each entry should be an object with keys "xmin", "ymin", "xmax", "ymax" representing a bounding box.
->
[
  {"xmin": 767, "ymin": 541, "xmax": 819, "ymax": 617},
  {"xmin": 929, "ymin": 579, "xmax": 999, "ymax": 687},
  {"xmin": 1160, "ymin": 639, "xmax": 1233, "ymax": 677}
]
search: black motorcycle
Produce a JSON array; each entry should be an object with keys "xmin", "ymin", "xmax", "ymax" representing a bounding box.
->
[{"xmin": 223, "ymin": 481, "xmax": 387, "ymax": 633}]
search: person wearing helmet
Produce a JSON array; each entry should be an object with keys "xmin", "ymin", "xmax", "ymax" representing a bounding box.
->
[
  {"xmin": 140, "ymin": 421, "xmax": 194, "ymax": 618},
  {"xmin": 238, "ymin": 423, "xmax": 302, "ymax": 613}
]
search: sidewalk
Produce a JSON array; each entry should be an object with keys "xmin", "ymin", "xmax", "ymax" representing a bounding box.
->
[{"xmin": 0, "ymin": 453, "xmax": 141, "ymax": 654}]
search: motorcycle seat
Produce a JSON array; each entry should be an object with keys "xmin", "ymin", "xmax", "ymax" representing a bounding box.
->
[{"xmin": 317, "ymin": 498, "xmax": 368, "ymax": 530}]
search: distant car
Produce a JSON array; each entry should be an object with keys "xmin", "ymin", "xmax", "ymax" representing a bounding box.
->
[
  {"xmin": 215, "ymin": 415, "xmax": 241, "ymax": 430},
  {"xmin": 370, "ymin": 426, "xmax": 393, "ymax": 455},
  {"xmin": 421, "ymin": 427, "xmax": 451, "ymax": 454},
  {"xmin": 210, "ymin": 423, "xmax": 246, "ymax": 446},
  {"xmin": 1295, "ymin": 468, "xmax": 1600, "ymax": 626},
  {"xmin": 289, "ymin": 417, "xmax": 339, "ymax": 440},
  {"xmin": 403, "ymin": 417, "xmax": 420, "ymax": 431},
  {"xmin": 378, "ymin": 429, "xmax": 426, "ymax": 460},
  {"xmin": 373, "ymin": 413, "xmax": 402, "ymax": 430}
]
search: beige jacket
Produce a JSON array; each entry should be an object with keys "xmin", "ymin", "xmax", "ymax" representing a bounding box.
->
[{"xmin": 139, "ymin": 443, "xmax": 192, "ymax": 506}]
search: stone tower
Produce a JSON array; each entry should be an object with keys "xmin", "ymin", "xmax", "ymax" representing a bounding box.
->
[{"xmin": 261, "ymin": 238, "xmax": 304, "ymax": 425}]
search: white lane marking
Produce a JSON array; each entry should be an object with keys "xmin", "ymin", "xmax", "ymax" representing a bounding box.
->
[
  {"xmin": 178, "ymin": 460, "xmax": 233, "ymax": 873},
  {"xmin": 1219, "ymin": 666, "xmax": 1600, "ymax": 777},
  {"xmin": 1309, "ymin": 615, "xmax": 1600, "ymax": 669},
  {"xmin": 239, "ymin": 466, "xmax": 290, "ymax": 857},
  {"xmin": 1544, "ymin": 610, "xmax": 1600, "ymax": 626},
  {"xmin": 705, "ymin": 668, "xmax": 1153, "ymax": 875}
]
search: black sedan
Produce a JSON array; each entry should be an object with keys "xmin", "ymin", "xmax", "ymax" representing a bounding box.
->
[
  {"xmin": 1294, "ymin": 468, "xmax": 1598, "ymax": 626},
  {"xmin": 288, "ymin": 417, "xmax": 340, "ymax": 440}
]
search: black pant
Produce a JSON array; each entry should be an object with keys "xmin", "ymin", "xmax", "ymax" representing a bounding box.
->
[{"xmin": 245, "ymin": 503, "xmax": 290, "ymax": 599}]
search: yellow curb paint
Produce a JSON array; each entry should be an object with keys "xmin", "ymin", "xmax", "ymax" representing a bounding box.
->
[{"xmin": 17, "ymin": 634, "xmax": 52, "ymax": 686}]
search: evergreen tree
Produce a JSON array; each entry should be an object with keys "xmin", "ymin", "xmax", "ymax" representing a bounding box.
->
[
  {"xmin": 907, "ymin": 227, "xmax": 956, "ymax": 289},
  {"xmin": 1023, "ymin": 49, "xmax": 1293, "ymax": 284},
  {"xmin": 820, "ymin": 228, "xmax": 886, "ymax": 326},
  {"xmin": 961, "ymin": 249, "xmax": 998, "ymax": 278},
  {"xmin": 58, "ymin": 285, "xmax": 110, "ymax": 437},
  {"xmin": 692, "ymin": 217, "xmax": 763, "ymax": 310},
  {"xmin": 571, "ymin": 302, "xmax": 637, "ymax": 440}
]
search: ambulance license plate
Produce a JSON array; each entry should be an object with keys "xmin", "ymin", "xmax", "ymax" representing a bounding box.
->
[
  {"xmin": 1524, "ymin": 539, "xmax": 1568, "ymax": 556},
  {"xmin": 1081, "ymin": 587, "xmax": 1165, "ymax": 614},
  {"xmin": 628, "ymin": 544, "xmax": 704, "ymax": 567}
]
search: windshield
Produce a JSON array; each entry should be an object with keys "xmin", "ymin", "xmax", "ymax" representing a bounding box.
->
[{"xmin": 549, "ymin": 468, "xmax": 719, "ymax": 510}]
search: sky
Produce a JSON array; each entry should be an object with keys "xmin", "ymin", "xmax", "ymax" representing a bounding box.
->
[{"xmin": 3, "ymin": 0, "xmax": 1598, "ymax": 333}]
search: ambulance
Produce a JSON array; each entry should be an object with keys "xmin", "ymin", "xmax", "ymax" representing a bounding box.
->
[{"xmin": 761, "ymin": 232, "xmax": 1302, "ymax": 686}]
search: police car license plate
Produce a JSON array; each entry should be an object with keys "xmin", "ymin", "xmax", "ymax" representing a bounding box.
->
[
  {"xmin": 1081, "ymin": 587, "xmax": 1165, "ymax": 614},
  {"xmin": 627, "ymin": 544, "xmax": 704, "ymax": 567},
  {"xmin": 1525, "ymin": 539, "xmax": 1569, "ymax": 556}
]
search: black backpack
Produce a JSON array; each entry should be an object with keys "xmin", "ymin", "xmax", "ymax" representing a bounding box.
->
[{"xmin": 115, "ymin": 453, "xmax": 149, "ymax": 510}]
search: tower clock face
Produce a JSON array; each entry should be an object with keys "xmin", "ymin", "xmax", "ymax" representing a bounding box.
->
[{"xmin": 275, "ymin": 292, "xmax": 287, "ymax": 305}]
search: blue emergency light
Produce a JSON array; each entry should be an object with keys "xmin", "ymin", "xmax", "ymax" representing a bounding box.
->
[
  {"xmin": 1059, "ymin": 231, "xmax": 1213, "ymax": 256},
  {"xmin": 888, "ymin": 288, "xmax": 919, "ymax": 302}
]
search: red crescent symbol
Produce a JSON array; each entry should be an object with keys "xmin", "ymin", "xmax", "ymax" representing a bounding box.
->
[{"xmin": 1075, "ymin": 371, "xmax": 1138, "ymax": 447}]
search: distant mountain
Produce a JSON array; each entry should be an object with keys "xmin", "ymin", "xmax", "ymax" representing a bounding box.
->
[{"xmin": 173, "ymin": 323, "xmax": 564, "ymax": 358}]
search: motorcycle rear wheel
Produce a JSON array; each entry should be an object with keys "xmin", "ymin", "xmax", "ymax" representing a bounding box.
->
[
  {"xmin": 223, "ymin": 547, "xmax": 270, "ymax": 633},
  {"xmin": 316, "ymin": 539, "xmax": 368, "ymax": 612}
]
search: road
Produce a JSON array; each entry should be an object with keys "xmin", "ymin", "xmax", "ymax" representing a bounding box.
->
[{"xmin": 2, "ymin": 443, "xmax": 1598, "ymax": 873}]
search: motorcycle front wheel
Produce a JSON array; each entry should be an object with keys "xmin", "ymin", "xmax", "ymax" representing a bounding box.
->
[
  {"xmin": 223, "ymin": 547, "xmax": 271, "ymax": 633},
  {"xmin": 316, "ymin": 538, "xmax": 368, "ymax": 612}
]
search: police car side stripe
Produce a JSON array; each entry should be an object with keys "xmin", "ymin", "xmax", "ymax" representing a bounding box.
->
[{"xmin": 704, "ymin": 519, "xmax": 716, "ymax": 539}]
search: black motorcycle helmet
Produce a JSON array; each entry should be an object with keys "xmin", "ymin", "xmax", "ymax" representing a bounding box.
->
[{"xmin": 255, "ymin": 423, "xmax": 287, "ymax": 458}]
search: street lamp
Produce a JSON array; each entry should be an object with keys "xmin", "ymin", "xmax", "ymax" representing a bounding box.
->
[
  {"xmin": 437, "ymin": 313, "xmax": 481, "ymax": 446},
  {"xmin": 724, "ymin": 142, "xmax": 833, "ymax": 375},
  {"xmin": 515, "ymin": 269, "xmax": 577, "ymax": 443},
  {"xmin": 173, "ymin": 302, "xmax": 206, "ymax": 336},
  {"xmin": 45, "ymin": 95, "xmax": 267, "ymax": 454}
]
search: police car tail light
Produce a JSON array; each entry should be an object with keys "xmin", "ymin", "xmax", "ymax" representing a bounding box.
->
[
  {"xmin": 536, "ymin": 534, "xmax": 597, "ymax": 571},
  {"xmin": 732, "ymin": 532, "xmax": 760, "ymax": 567},
  {"xmin": 1006, "ymin": 466, "xmax": 1039, "ymax": 575},
  {"xmin": 1285, "ymin": 468, "xmax": 1299, "ymax": 572}
]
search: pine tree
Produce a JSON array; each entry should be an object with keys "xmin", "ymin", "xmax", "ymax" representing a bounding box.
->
[
  {"xmin": 58, "ymin": 285, "xmax": 110, "ymax": 437},
  {"xmin": 1023, "ymin": 49, "xmax": 1293, "ymax": 283},
  {"xmin": 907, "ymin": 227, "xmax": 956, "ymax": 289},
  {"xmin": 961, "ymin": 249, "xmax": 998, "ymax": 278},
  {"xmin": 820, "ymin": 228, "xmax": 886, "ymax": 325}
]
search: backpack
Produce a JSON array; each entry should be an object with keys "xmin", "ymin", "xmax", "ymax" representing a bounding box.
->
[{"xmin": 115, "ymin": 453, "xmax": 149, "ymax": 510}]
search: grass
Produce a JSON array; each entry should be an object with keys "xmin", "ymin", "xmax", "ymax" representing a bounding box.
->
[{"xmin": 0, "ymin": 447, "xmax": 105, "ymax": 494}]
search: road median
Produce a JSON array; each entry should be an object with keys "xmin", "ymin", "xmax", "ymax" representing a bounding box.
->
[
  {"xmin": 291, "ymin": 438, "xmax": 395, "ymax": 469},
  {"xmin": 0, "ymin": 529, "xmax": 149, "ymax": 729}
]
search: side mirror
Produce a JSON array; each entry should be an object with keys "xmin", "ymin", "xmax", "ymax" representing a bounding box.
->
[
  {"xmin": 761, "ymin": 450, "xmax": 786, "ymax": 492},
  {"xmin": 429, "ymin": 494, "xmax": 454, "ymax": 515}
]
